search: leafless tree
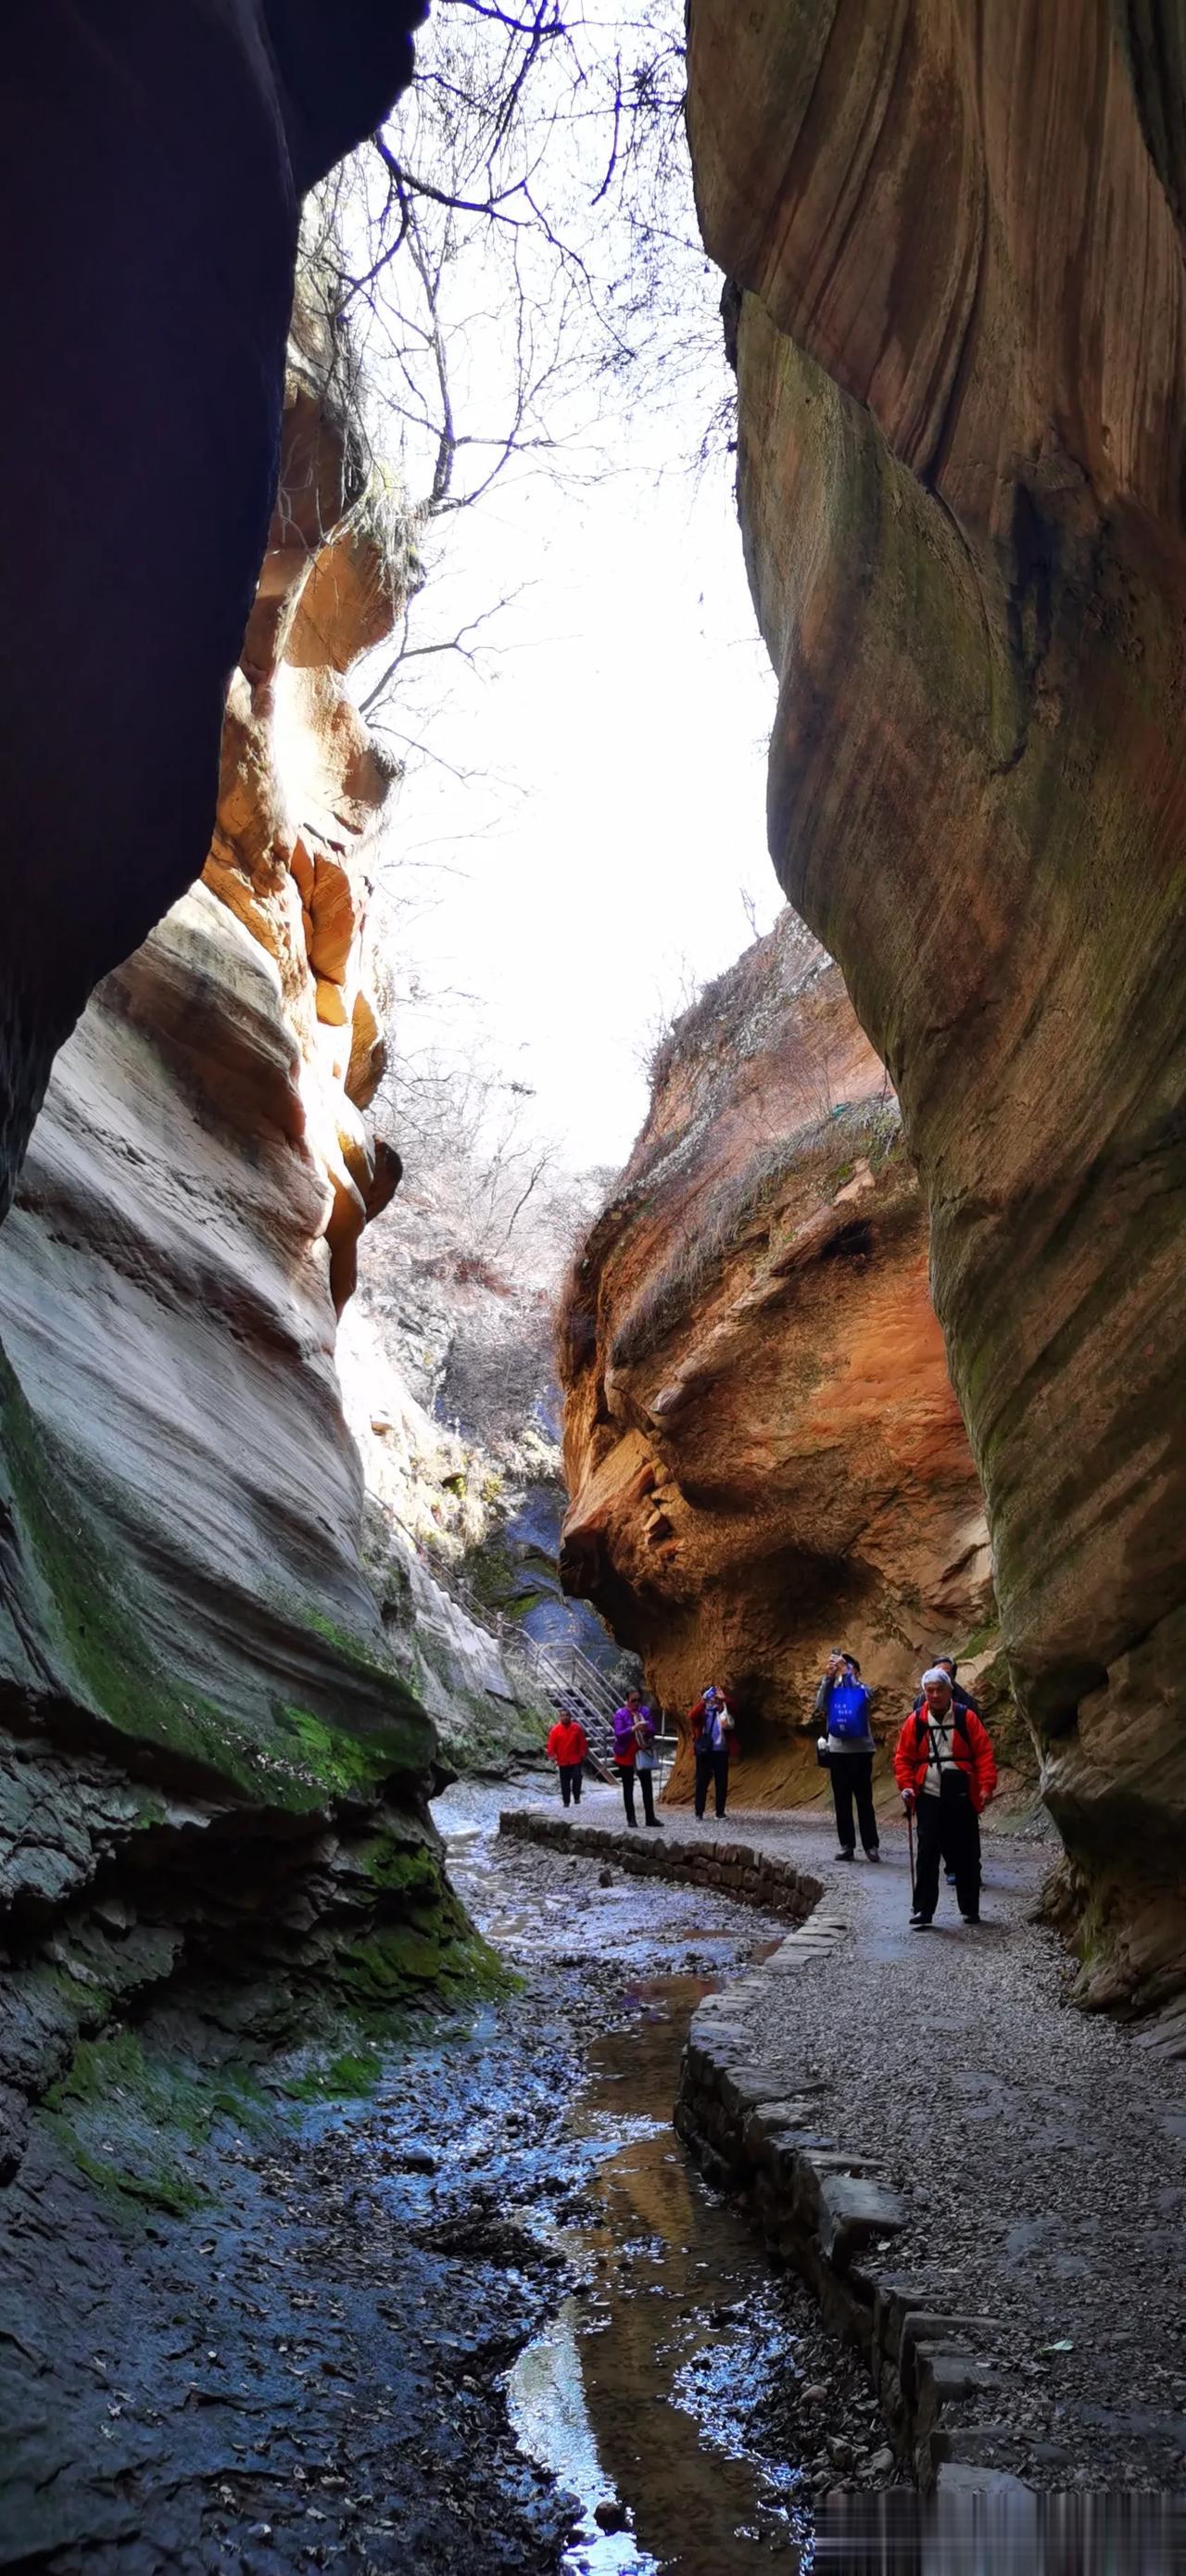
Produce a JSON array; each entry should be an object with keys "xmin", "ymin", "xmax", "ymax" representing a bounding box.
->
[{"xmin": 305, "ymin": 0, "xmax": 724, "ymax": 760}]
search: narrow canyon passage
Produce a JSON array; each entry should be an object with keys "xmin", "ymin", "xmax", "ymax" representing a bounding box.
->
[{"xmin": 6, "ymin": 8, "xmax": 1186, "ymax": 2570}]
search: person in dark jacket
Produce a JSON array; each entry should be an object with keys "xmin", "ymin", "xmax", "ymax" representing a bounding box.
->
[
  {"xmin": 547, "ymin": 1708, "xmax": 587, "ymax": 1808},
  {"xmin": 814, "ymin": 1652, "xmax": 880, "ymax": 1861},
  {"xmin": 909, "ymin": 1656, "xmax": 981, "ymax": 1719},
  {"xmin": 894, "ymin": 1667, "xmax": 997, "ymax": 1926}
]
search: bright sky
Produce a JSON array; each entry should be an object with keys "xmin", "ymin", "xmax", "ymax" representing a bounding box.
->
[
  {"xmin": 344, "ymin": 4, "xmax": 784, "ymax": 1178},
  {"xmin": 366, "ymin": 440, "xmax": 782, "ymax": 1173}
]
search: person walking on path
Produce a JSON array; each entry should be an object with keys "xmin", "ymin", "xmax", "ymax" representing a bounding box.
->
[
  {"xmin": 911, "ymin": 1656, "xmax": 984, "ymax": 1888},
  {"xmin": 612, "ymin": 1689, "xmax": 657, "ymax": 1827},
  {"xmin": 814, "ymin": 1651, "xmax": 880, "ymax": 1862},
  {"xmin": 893, "ymin": 1666, "xmax": 997, "ymax": 1927},
  {"xmin": 547, "ymin": 1707, "xmax": 587, "ymax": 1808},
  {"xmin": 632, "ymin": 1695, "xmax": 663, "ymax": 1829},
  {"xmin": 688, "ymin": 1681, "xmax": 735, "ymax": 1821},
  {"xmin": 910, "ymin": 1656, "xmax": 982, "ymax": 1721}
]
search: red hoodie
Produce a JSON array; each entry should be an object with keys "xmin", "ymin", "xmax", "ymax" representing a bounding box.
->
[{"xmin": 548, "ymin": 1716, "xmax": 587, "ymax": 1767}]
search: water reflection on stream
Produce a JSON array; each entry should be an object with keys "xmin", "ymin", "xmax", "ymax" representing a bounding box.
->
[
  {"xmin": 440, "ymin": 1790, "xmax": 809, "ymax": 2571},
  {"xmin": 511, "ymin": 1973, "xmax": 801, "ymax": 2572}
]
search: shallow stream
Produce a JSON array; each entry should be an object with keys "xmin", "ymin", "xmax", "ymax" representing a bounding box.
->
[{"xmin": 441, "ymin": 1785, "xmax": 871, "ymax": 2571}]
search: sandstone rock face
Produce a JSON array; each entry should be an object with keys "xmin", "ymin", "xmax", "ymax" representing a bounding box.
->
[
  {"xmin": 203, "ymin": 293, "xmax": 412, "ymax": 1315},
  {"xmin": 0, "ymin": 2, "xmax": 424, "ymax": 1220},
  {"xmin": 686, "ymin": 1, "xmax": 1186, "ymax": 2004},
  {"xmin": 0, "ymin": 304, "xmax": 515, "ymax": 2169},
  {"xmin": 559, "ymin": 918, "xmax": 999, "ymax": 1800}
]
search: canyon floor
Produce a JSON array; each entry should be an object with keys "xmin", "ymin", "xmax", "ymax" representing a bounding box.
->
[
  {"xmin": 557, "ymin": 1783, "xmax": 1186, "ymax": 2497},
  {"xmin": 1, "ymin": 1789, "xmax": 888, "ymax": 2574},
  {"xmin": 6, "ymin": 1781, "xmax": 1186, "ymax": 2574}
]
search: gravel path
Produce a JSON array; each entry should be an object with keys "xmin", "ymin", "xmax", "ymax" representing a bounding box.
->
[{"xmin": 537, "ymin": 1780, "xmax": 1186, "ymax": 2491}]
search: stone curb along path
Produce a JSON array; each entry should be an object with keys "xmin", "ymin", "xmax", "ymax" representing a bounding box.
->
[
  {"xmin": 498, "ymin": 1808, "xmax": 1028, "ymax": 2500},
  {"xmin": 498, "ymin": 1807, "xmax": 825, "ymax": 1922}
]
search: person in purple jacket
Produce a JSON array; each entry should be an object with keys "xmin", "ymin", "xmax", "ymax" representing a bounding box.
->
[{"xmin": 612, "ymin": 1690, "xmax": 662, "ymax": 1827}]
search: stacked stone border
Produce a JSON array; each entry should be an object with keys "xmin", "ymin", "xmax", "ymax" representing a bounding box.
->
[
  {"xmin": 498, "ymin": 1807, "xmax": 823, "ymax": 1918},
  {"xmin": 498, "ymin": 1809, "xmax": 1031, "ymax": 2500}
]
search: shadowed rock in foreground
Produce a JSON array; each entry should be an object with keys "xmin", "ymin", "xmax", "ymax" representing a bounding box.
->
[
  {"xmin": 687, "ymin": 0, "xmax": 1186, "ymax": 2009},
  {"xmin": 0, "ymin": 298, "xmax": 504, "ymax": 2186},
  {"xmin": 0, "ymin": 0, "xmax": 424, "ymax": 1216}
]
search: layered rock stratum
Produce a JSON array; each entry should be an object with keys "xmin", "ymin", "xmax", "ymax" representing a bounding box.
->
[
  {"xmin": 685, "ymin": 0, "xmax": 1186, "ymax": 2008},
  {"xmin": 0, "ymin": 0, "xmax": 425, "ymax": 1219},
  {"xmin": 0, "ymin": 297, "xmax": 533, "ymax": 2183},
  {"xmin": 559, "ymin": 917, "xmax": 1005, "ymax": 1802}
]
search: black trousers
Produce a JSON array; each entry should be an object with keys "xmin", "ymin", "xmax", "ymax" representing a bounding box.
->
[
  {"xmin": 915, "ymin": 1789, "xmax": 979, "ymax": 1918},
  {"xmin": 694, "ymin": 1748, "xmax": 729, "ymax": 1819},
  {"xmin": 618, "ymin": 1764, "xmax": 637, "ymax": 1823},
  {"xmin": 829, "ymin": 1750, "xmax": 878, "ymax": 1855},
  {"xmin": 946, "ymin": 1809, "xmax": 982, "ymax": 1880},
  {"xmin": 558, "ymin": 1762, "xmax": 583, "ymax": 1807}
]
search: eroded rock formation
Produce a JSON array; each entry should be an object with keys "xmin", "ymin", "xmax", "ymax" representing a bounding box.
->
[
  {"xmin": 559, "ymin": 917, "xmax": 1005, "ymax": 1801},
  {"xmin": 686, "ymin": 1, "xmax": 1186, "ymax": 2006},
  {"xmin": 0, "ymin": 302, "xmax": 508, "ymax": 2182},
  {"xmin": 0, "ymin": 0, "xmax": 424, "ymax": 1217}
]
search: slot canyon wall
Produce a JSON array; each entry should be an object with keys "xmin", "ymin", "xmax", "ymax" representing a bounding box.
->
[
  {"xmin": 0, "ymin": 0, "xmax": 426, "ymax": 1220},
  {"xmin": 559, "ymin": 915, "xmax": 1011, "ymax": 1804},
  {"xmin": 684, "ymin": 0, "xmax": 1186, "ymax": 2008},
  {"xmin": 0, "ymin": 291, "xmax": 536, "ymax": 2186}
]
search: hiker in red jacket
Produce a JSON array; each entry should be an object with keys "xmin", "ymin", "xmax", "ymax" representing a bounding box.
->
[
  {"xmin": 893, "ymin": 1666, "xmax": 997, "ymax": 1928},
  {"xmin": 547, "ymin": 1708, "xmax": 587, "ymax": 1808},
  {"xmin": 911, "ymin": 1656, "xmax": 984, "ymax": 1891}
]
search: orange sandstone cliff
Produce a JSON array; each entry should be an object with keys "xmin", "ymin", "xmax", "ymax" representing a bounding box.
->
[
  {"xmin": 685, "ymin": 0, "xmax": 1186, "ymax": 2011},
  {"xmin": 558, "ymin": 918, "xmax": 1001, "ymax": 1802}
]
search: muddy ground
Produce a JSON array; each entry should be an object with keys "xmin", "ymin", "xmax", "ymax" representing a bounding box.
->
[{"xmin": 1, "ymin": 1785, "xmax": 888, "ymax": 2574}]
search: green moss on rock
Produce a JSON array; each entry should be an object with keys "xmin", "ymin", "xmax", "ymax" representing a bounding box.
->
[
  {"xmin": 43, "ymin": 2026, "xmax": 267, "ymax": 2222},
  {"xmin": 271, "ymin": 1705, "xmax": 414, "ymax": 1804},
  {"xmin": 0, "ymin": 1339, "xmax": 435, "ymax": 1816}
]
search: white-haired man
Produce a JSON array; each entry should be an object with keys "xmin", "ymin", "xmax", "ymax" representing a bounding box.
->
[{"xmin": 893, "ymin": 1666, "xmax": 997, "ymax": 1926}]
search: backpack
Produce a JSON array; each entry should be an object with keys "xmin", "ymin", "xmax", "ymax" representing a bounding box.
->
[{"xmin": 827, "ymin": 1679, "xmax": 870, "ymax": 1741}]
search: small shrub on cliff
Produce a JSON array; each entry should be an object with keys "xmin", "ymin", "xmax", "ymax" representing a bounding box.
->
[
  {"xmin": 609, "ymin": 1099, "xmax": 904, "ymax": 1371},
  {"xmin": 610, "ymin": 1136, "xmax": 794, "ymax": 1367}
]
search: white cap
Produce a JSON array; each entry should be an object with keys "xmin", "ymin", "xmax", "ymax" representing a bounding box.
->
[{"xmin": 921, "ymin": 1664, "xmax": 953, "ymax": 1687}]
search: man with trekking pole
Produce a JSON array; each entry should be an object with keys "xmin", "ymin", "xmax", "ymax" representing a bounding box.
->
[
  {"xmin": 910, "ymin": 1654, "xmax": 986, "ymax": 1889},
  {"xmin": 893, "ymin": 1665, "xmax": 997, "ymax": 1927}
]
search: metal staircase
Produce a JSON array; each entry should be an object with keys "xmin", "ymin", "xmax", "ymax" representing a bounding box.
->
[{"xmin": 433, "ymin": 1564, "xmax": 678, "ymax": 1785}]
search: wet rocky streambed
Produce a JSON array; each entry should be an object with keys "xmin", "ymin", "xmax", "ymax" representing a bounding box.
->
[{"xmin": 1, "ymin": 1786, "xmax": 898, "ymax": 2573}]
